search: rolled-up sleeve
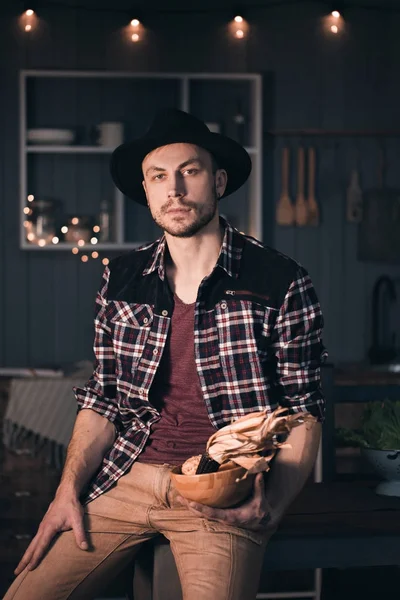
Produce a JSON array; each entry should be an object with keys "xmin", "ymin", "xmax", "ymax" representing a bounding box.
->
[
  {"xmin": 271, "ymin": 267, "xmax": 328, "ymax": 421},
  {"xmin": 73, "ymin": 266, "xmax": 121, "ymax": 430}
]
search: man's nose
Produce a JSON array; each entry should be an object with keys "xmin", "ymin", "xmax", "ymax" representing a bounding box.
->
[{"xmin": 168, "ymin": 173, "xmax": 185, "ymax": 198}]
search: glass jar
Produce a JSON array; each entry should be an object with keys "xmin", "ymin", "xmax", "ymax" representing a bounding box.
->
[
  {"xmin": 63, "ymin": 215, "xmax": 93, "ymax": 244},
  {"xmin": 25, "ymin": 199, "xmax": 57, "ymax": 246}
]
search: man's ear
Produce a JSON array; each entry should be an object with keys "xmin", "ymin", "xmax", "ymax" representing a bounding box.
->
[
  {"xmin": 215, "ymin": 169, "xmax": 228, "ymax": 198},
  {"xmin": 142, "ymin": 180, "xmax": 150, "ymax": 208}
]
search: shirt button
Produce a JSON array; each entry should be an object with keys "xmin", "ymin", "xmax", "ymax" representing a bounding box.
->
[
  {"xmin": 161, "ymin": 310, "xmax": 168, "ymax": 316},
  {"xmin": 143, "ymin": 317, "xmax": 149, "ymax": 324},
  {"xmin": 221, "ymin": 301, "xmax": 227, "ymax": 309},
  {"xmin": 138, "ymin": 388, "xmax": 145, "ymax": 395},
  {"xmin": 153, "ymin": 348, "xmax": 158, "ymax": 355}
]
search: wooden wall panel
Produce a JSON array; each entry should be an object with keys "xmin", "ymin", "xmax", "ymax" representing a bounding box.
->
[
  {"xmin": 2, "ymin": 14, "xmax": 30, "ymax": 367},
  {"xmin": 1, "ymin": 2, "xmax": 400, "ymax": 368}
]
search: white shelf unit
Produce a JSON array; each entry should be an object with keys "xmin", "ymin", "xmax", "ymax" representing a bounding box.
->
[{"xmin": 19, "ymin": 70, "xmax": 263, "ymax": 250}]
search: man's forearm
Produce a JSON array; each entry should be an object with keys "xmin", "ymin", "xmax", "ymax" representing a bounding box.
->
[
  {"xmin": 56, "ymin": 409, "xmax": 116, "ymax": 499},
  {"xmin": 264, "ymin": 419, "xmax": 321, "ymax": 527}
]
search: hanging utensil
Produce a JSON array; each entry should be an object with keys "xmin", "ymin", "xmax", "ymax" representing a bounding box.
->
[
  {"xmin": 276, "ymin": 147, "xmax": 294, "ymax": 226},
  {"xmin": 346, "ymin": 144, "xmax": 363, "ymax": 223},
  {"xmin": 294, "ymin": 146, "xmax": 308, "ymax": 226},
  {"xmin": 307, "ymin": 147, "xmax": 319, "ymax": 226}
]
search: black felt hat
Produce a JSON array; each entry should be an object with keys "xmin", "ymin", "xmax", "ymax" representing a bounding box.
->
[{"xmin": 110, "ymin": 108, "xmax": 252, "ymax": 205}]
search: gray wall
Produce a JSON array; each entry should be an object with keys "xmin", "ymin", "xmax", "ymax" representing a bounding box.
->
[{"xmin": 1, "ymin": 1, "xmax": 400, "ymax": 368}]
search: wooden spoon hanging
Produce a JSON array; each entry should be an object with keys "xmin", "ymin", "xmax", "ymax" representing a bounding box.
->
[
  {"xmin": 294, "ymin": 146, "xmax": 308, "ymax": 226},
  {"xmin": 276, "ymin": 147, "xmax": 294, "ymax": 226},
  {"xmin": 307, "ymin": 147, "xmax": 319, "ymax": 226}
]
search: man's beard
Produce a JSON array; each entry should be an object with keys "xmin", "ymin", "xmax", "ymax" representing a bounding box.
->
[{"xmin": 151, "ymin": 185, "xmax": 218, "ymax": 238}]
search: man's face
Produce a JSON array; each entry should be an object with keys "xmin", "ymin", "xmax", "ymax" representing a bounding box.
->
[{"xmin": 142, "ymin": 143, "xmax": 226, "ymax": 238}]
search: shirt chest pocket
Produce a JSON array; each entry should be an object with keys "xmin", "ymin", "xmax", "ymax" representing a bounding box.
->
[
  {"xmin": 214, "ymin": 299, "xmax": 277, "ymax": 367},
  {"xmin": 105, "ymin": 301, "xmax": 153, "ymax": 368}
]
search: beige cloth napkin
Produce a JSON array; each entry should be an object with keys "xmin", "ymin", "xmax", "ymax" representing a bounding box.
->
[{"xmin": 3, "ymin": 378, "xmax": 86, "ymax": 468}]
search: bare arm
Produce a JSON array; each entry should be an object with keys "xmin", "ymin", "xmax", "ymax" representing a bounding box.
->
[
  {"xmin": 15, "ymin": 409, "xmax": 115, "ymax": 574},
  {"xmin": 57, "ymin": 408, "xmax": 116, "ymax": 498},
  {"xmin": 263, "ymin": 419, "xmax": 321, "ymax": 527}
]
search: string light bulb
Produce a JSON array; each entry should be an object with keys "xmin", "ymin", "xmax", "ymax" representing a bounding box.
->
[
  {"xmin": 21, "ymin": 4, "xmax": 37, "ymax": 33},
  {"xmin": 325, "ymin": 6, "xmax": 344, "ymax": 36},
  {"xmin": 129, "ymin": 14, "xmax": 142, "ymax": 42},
  {"xmin": 230, "ymin": 10, "xmax": 248, "ymax": 40}
]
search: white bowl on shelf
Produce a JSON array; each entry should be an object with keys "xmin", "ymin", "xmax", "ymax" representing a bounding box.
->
[{"xmin": 26, "ymin": 128, "xmax": 75, "ymax": 145}]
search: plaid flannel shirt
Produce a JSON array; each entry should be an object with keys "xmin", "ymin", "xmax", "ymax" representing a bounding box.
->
[{"xmin": 74, "ymin": 219, "xmax": 327, "ymax": 503}]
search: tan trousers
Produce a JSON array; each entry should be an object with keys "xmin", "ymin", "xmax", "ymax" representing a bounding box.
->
[{"xmin": 4, "ymin": 462, "xmax": 272, "ymax": 600}]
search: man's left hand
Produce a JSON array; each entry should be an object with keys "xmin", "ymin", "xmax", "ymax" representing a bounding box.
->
[{"xmin": 176, "ymin": 472, "xmax": 272, "ymax": 531}]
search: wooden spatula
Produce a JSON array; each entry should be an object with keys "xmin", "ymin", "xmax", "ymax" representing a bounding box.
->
[
  {"xmin": 307, "ymin": 147, "xmax": 319, "ymax": 226},
  {"xmin": 294, "ymin": 146, "xmax": 308, "ymax": 226},
  {"xmin": 276, "ymin": 147, "xmax": 294, "ymax": 226}
]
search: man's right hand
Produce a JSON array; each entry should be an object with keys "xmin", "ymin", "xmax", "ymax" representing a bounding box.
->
[{"xmin": 14, "ymin": 492, "xmax": 88, "ymax": 575}]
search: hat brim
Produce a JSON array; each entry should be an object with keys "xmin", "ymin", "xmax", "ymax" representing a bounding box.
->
[{"xmin": 110, "ymin": 131, "xmax": 252, "ymax": 205}]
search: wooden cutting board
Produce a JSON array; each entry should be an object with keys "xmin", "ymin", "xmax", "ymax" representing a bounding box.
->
[{"xmin": 358, "ymin": 187, "xmax": 400, "ymax": 262}]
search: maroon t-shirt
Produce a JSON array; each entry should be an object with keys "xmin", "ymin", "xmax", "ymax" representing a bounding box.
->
[{"xmin": 138, "ymin": 293, "xmax": 216, "ymax": 465}]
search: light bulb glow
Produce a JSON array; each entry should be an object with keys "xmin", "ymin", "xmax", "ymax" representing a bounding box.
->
[
  {"xmin": 235, "ymin": 29, "xmax": 244, "ymax": 38},
  {"xmin": 52, "ymin": 236, "xmax": 59, "ymax": 244},
  {"xmin": 38, "ymin": 239, "xmax": 46, "ymax": 247},
  {"xmin": 102, "ymin": 258, "xmax": 109, "ymax": 266},
  {"xmin": 92, "ymin": 251, "xmax": 99, "ymax": 259},
  {"xmin": 77, "ymin": 239, "xmax": 85, "ymax": 247},
  {"xmin": 93, "ymin": 225, "xmax": 100, "ymax": 233},
  {"xmin": 81, "ymin": 255, "xmax": 89, "ymax": 263},
  {"xmin": 61, "ymin": 226, "xmax": 68, "ymax": 234},
  {"xmin": 71, "ymin": 217, "xmax": 79, "ymax": 225},
  {"xmin": 25, "ymin": 9, "xmax": 34, "ymax": 16},
  {"xmin": 23, "ymin": 207, "xmax": 30, "ymax": 214},
  {"xmin": 331, "ymin": 24, "xmax": 338, "ymax": 33},
  {"xmin": 25, "ymin": 24, "xmax": 32, "ymax": 31},
  {"xmin": 130, "ymin": 19, "xmax": 140, "ymax": 27},
  {"xmin": 90, "ymin": 237, "xmax": 98, "ymax": 245},
  {"xmin": 234, "ymin": 15, "xmax": 243, "ymax": 23},
  {"xmin": 72, "ymin": 247, "xmax": 79, "ymax": 254},
  {"xmin": 331, "ymin": 10, "xmax": 340, "ymax": 18},
  {"xmin": 23, "ymin": 220, "xmax": 29, "ymax": 228},
  {"xmin": 27, "ymin": 194, "xmax": 34, "ymax": 202},
  {"xmin": 27, "ymin": 233, "xmax": 35, "ymax": 241},
  {"xmin": 131, "ymin": 33, "xmax": 140, "ymax": 42}
]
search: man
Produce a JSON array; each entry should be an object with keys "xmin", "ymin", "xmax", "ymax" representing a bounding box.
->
[{"xmin": 5, "ymin": 109, "xmax": 326, "ymax": 600}]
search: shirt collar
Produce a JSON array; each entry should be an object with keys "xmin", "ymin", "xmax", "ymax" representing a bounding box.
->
[{"xmin": 142, "ymin": 217, "xmax": 244, "ymax": 280}]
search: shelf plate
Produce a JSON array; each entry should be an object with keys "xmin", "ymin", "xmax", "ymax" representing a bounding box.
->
[{"xmin": 25, "ymin": 145, "xmax": 115, "ymax": 154}]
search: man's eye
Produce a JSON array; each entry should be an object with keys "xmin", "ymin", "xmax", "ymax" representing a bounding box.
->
[
  {"xmin": 184, "ymin": 168, "xmax": 198, "ymax": 175},
  {"xmin": 153, "ymin": 174, "xmax": 165, "ymax": 181}
]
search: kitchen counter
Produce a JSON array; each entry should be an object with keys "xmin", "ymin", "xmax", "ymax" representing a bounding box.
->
[{"xmin": 332, "ymin": 362, "xmax": 400, "ymax": 403}]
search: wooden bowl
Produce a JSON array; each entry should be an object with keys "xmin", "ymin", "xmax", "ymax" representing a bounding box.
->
[{"xmin": 170, "ymin": 461, "xmax": 255, "ymax": 508}]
